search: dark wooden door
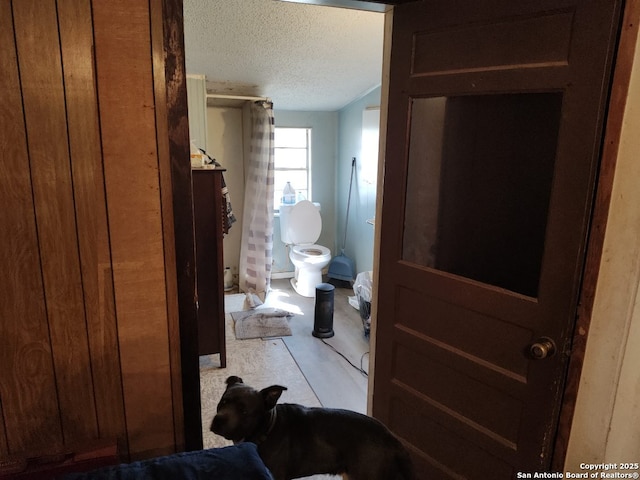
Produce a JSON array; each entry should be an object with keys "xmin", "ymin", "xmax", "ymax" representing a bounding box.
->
[{"xmin": 372, "ymin": 1, "xmax": 621, "ymax": 478}]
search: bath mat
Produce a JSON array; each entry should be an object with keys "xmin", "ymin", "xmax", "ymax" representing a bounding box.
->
[{"xmin": 231, "ymin": 308, "xmax": 293, "ymax": 340}]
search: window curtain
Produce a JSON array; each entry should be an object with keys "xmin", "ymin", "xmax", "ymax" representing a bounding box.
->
[{"xmin": 239, "ymin": 101, "xmax": 274, "ymax": 295}]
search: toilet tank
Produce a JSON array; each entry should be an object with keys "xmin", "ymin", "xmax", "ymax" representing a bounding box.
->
[
  {"xmin": 279, "ymin": 203, "xmax": 294, "ymax": 244},
  {"xmin": 279, "ymin": 201, "xmax": 321, "ymax": 244}
]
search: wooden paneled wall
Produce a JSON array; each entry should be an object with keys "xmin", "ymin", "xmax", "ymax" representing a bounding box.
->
[{"xmin": 0, "ymin": 0, "xmax": 184, "ymax": 461}]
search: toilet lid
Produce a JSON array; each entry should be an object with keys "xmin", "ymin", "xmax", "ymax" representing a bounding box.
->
[{"xmin": 288, "ymin": 200, "xmax": 321, "ymax": 244}]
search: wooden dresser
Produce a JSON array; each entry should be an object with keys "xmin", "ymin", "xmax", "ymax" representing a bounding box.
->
[{"xmin": 192, "ymin": 168, "xmax": 226, "ymax": 366}]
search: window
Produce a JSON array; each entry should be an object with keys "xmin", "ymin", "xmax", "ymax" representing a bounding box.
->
[{"xmin": 274, "ymin": 127, "xmax": 310, "ymax": 209}]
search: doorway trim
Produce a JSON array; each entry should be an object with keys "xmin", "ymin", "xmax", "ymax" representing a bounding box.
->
[
  {"xmin": 164, "ymin": 0, "xmax": 640, "ymax": 465},
  {"xmin": 161, "ymin": 0, "xmax": 203, "ymax": 451}
]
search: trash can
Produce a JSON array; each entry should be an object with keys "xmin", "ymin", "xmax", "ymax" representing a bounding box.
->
[
  {"xmin": 313, "ymin": 283, "xmax": 335, "ymax": 338},
  {"xmin": 354, "ymin": 271, "xmax": 373, "ymax": 337}
]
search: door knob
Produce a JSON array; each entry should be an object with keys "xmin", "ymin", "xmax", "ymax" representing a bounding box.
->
[{"xmin": 529, "ymin": 337, "xmax": 556, "ymax": 360}]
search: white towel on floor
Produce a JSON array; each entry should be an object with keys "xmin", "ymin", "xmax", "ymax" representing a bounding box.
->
[{"xmin": 231, "ymin": 308, "xmax": 292, "ymax": 340}]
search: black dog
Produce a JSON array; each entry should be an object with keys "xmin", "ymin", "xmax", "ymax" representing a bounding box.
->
[{"xmin": 211, "ymin": 376, "xmax": 413, "ymax": 480}]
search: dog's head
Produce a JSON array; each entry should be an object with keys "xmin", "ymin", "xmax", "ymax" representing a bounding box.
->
[{"xmin": 210, "ymin": 376, "xmax": 287, "ymax": 443}]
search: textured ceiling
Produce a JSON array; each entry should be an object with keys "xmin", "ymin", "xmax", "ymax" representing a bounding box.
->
[{"xmin": 183, "ymin": 0, "xmax": 385, "ymax": 111}]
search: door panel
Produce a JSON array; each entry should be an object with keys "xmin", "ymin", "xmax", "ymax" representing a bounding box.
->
[{"xmin": 373, "ymin": 1, "xmax": 621, "ymax": 477}]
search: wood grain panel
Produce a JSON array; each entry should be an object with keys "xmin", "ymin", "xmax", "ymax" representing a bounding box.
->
[
  {"xmin": 0, "ymin": 415, "xmax": 6, "ymax": 458},
  {"xmin": 92, "ymin": 0, "xmax": 176, "ymax": 460},
  {"xmin": 13, "ymin": 0, "xmax": 98, "ymax": 445},
  {"xmin": 394, "ymin": 343, "xmax": 523, "ymax": 449},
  {"xmin": 412, "ymin": 10, "xmax": 573, "ymax": 76},
  {"xmin": 0, "ymin": 0, "xmax": 62, "ymax": 455},
  {"xmin": 56, "ymin": 0, "xmax": 127, "ymax": 449},
  {"xmin": 390, "ymin": 394, "xmax": 514, "ymax": 479},
  {"xmin": 396, "ymin": 286, "xmax": 532, "ymax": 378}
]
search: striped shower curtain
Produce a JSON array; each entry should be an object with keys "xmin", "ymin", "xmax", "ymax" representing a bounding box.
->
[{"xmin": 238, "ymin": 101, "xmax": 275, "ymax": 295}]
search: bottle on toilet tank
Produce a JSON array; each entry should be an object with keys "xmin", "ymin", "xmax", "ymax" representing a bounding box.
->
[{"xmin": 282, "ymin": 182, "xmax": 296, "ymax": 204}]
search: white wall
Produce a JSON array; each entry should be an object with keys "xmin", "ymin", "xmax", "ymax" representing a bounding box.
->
[
  {"xmin": 186, "ymin": 75, "xmax": 208, "ymax": 151},
  {"xmin": 337, "ymin": 87, "xmax": 382, "ymax": 275},
  {"xmin": 206, "ymin": 106, "xmax": 244, "ymax": 283}
]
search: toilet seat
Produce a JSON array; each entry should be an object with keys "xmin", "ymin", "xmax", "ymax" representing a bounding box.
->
[
  {"xmin": 292, "ymin": 244, "xmax": 330, "ymax": 257},
  {"xmin": 287, "ymin": 200, "xmax": 321, "ymax": 245}
]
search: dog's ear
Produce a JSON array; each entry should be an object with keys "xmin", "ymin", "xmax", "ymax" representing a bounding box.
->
[
  {"xmin": 260, "ymin": 385, "xmax": 287, "ymax": 409},
  {"xmin": 225, "ymin": 376, "xmax": 244, "ymax": 387}
]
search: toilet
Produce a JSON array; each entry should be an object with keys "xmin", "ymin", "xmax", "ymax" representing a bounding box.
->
[{"xmin": 279, "ymin": 200, "xmax": 332, "ymax": 297}]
